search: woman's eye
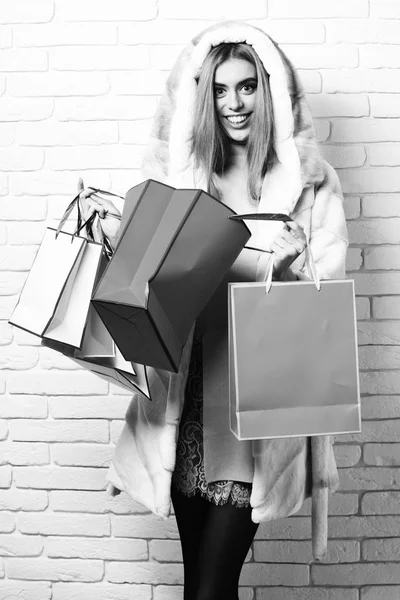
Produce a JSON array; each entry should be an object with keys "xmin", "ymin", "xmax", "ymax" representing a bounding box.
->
[
  {"xmin": 242, "ymin": 84, "xmax": 256, "ymax": 93},
  {"xmin": 214, "ymin": 88, "xmax": 225, "ymax": 97}
]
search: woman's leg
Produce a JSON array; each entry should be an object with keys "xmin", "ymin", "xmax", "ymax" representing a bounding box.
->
[
  {"xmin": 194, "ymin": 499, "xmax": 259, "ymax": 600},
  {"xmin": 171, "ymin": 484, "xmax": 259, "ymax": 600},
  {"xmin": 171, "ymin": 484, "xmax": 210, "ymax": 600}
]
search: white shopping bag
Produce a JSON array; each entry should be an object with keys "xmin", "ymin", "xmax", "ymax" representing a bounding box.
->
[
  {"xmin": 9, "ymin": 201, "xmax": 104, "ymax": 349},
  {"xmin": 43, "ymin": 236, "xmax": 103, "ymax": 348},
  {"xmin": 42, "ymin": 335, "xmax": 151, "ymax": 400},
  {"xmin": 74, "ymin": 304, "xmax": 115, "ymax": 358},
  {"xmin": 74, "ymin": 253, "xmax": 115, "ymax": 358},
  {"xmin": 72, "ymin": 346, "xmax": 151, "ymax": 399}
]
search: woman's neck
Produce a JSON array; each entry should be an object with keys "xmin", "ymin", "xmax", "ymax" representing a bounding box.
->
[
  {"xmin": 213, "ymin": 141, "xmax": 254, "ymax": 213},
  {"xmin": 227, "ymin": 141, "xmax": 247, "ymax": 170}
]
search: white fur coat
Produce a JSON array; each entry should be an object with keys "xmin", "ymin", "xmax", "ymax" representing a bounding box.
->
[{"xmin": 107, "ymin": 21, "xmax": 349, "ymax": 560}]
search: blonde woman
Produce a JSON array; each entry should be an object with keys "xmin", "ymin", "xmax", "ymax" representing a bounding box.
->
[{"xmin": 80, "ymin": 21, "xmax": 348, "ymax": 600}]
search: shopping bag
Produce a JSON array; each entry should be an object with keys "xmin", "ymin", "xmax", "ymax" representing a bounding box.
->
[
  {"xmin": 92, "ymin": 179, "xmax": 251, "ymax": 372},
  {"xmin": 72, "ymin": 187, "xmax": 125, "ymax": 356},
  {"xmin": 228, "ymin": 229, "xmax": 360, "ymax": 440},
  {"xmin": 42, "ymin": 335, "xmax": 151, "ymax": 400},
  {"xmin": 9, "ymin": 195, "xmax": 103, "ymax": 349},
  {"xmin": 74, "ymin": 303, "xmax": 115, "ymax": 358},
  {"xmin": 72, "ymin": 350, "xmax": 151, "ymax": 399},
  {"xmin": 73, "ymin": 252, "xmax": 115, "ymax": 359},
  {"xmin": 72, "ymin": 259, "xmax": 150, "ymax": 398},
  {"xmin": 39, "ymin": 198, "xmax": 150, "ymax": 400}
]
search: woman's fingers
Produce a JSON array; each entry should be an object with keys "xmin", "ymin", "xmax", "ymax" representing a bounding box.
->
[
  {"xmin": 76, "ymin": 184, "xmax": 121, "ymax": 242},
  {"xmin": 85, "ymin": 202, "xmax": 97, "ymax": 220},
  {"xmin": 90, "ymin": 193, "xmax": 112, "ymax": 217},
  {"xmin": 286, "ymin": 220, "xmax": 307, "ymax": 243},
  {"xmin": 79, "ymin": 191, "xmax": 114, "ymax": 219},
  {"xmin": 272, "ymin": 222, "xmax": 306, "ymax": 253},
  {"xmin": 279, "ymin": 229, "xmax": 305, "ymax": 254},
  {"xmin": 270, "ymin": 237, "xmax": 286, "ymax": 251},
  {"xmin": 271, "ymin": 221, "xmax": 306, "ymax": 278},
  {"xmin": 271, "ymin": 240, "xmax": 298, "ymax": 257},
  {"xmin": 86, "ymin": 197, "xmax": 106, "ymax": 219},
  {"xmin": 88, "ymin": 199, "xmax": 107, "ymax": 219},
  {"xmin": 79, "ymin": 198, "xmax": 101, "ymax": 222},
  {"xmin": 86, "ymin": 192, "xmax": 121, "ymax": 219}
]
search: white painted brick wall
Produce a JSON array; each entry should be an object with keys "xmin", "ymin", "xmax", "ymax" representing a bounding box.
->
[{"xmin": 1, "ymin": 0, "xmax": 400, "ymax": 597}]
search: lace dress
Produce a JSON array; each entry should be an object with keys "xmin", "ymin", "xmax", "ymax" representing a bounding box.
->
[{"xmin": 172, "ymin": 332, "xmax": 252, "ymax": 508}]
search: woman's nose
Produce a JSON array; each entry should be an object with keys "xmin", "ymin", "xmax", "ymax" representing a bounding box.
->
[{"xmin": 227, "ymin": 91, "xmax": 244, "ymax": 111}]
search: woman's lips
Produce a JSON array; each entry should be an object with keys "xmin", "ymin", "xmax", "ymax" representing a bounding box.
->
[{"xmin": 224, "ymin": 114, "xmax": 251, "ymax": 128}]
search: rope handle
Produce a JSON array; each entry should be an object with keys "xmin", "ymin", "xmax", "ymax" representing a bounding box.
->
[{"xmin": 55, "ymin": 193, "xmax": 82, "ymax": 238}]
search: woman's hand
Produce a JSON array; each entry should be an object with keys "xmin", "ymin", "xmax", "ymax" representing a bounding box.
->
[
  {"xmin": 270, "ymin": 220, "xmax": 307, "ymax": 280},
  {"xmin": 78, "ymin": 177, "xmax": 121, "ymax": 250}
]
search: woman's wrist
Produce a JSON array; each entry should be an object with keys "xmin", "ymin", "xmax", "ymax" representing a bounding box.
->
[
  {"xmin": 272, "ymin": 265, "xmax": 299, "ymax": 282},
  {"xmin": 272, "ymin": 259, "xmax": 289, "ymax": 281}
]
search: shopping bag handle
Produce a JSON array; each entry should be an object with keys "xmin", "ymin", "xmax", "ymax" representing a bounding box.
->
[
  {"xmin": 262, "ymin": 246, "xmax": 320, "ymax": 293},
  {"xmin": 55, "ymin": 196, "xmax": 98, "ymax": 244},
  {"xmin": 229, "ymin": 212, "xmax": 321, "ymax": 293},
  {"xmin": 55, "ymin": 187, "xmax": 122, "ymax": 258},
  {"xmin": 55, "ymin": 192, "xmax": 82, "ymax": 238},
  {"xmin": 229, "ymin": 212, "xmax": 293, "ymax": 222},
  {"xmin": 85, "ymin": 187, "xmax": 125, "ymax": 229},
  {"xmin": 84, "ymin": 188, "xmax": 123, "ymax": 260},
  {"xmin": 56, "ymin": 187, "xmax": 123, "ymax": 237},
  {"xmin": 72, "ymin": 208, "xmax": 117, "ymax": 262},
  {"xmin": 81, "ymin": 212, "xmax": 115, "ymax": 261}
]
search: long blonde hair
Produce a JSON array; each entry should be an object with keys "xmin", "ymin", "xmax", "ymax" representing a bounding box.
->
[{"xmin": 191, "ymin": 42, "xmax": 276, "ymax": 202}]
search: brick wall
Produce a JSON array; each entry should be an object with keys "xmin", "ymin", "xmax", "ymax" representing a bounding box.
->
[{"xmin": 1, "ymin": 1, "xmax": 399, "ymax": 598}]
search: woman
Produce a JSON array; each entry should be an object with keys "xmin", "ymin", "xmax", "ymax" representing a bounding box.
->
[{"xmin": 80, "ymin": 21, "xmax": 348, "ymax": 600}]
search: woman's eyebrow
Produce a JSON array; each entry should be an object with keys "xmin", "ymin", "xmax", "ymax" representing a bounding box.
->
[{"xmin": 214, "ymin": 77, "xmax": 257, "ymax": 87}]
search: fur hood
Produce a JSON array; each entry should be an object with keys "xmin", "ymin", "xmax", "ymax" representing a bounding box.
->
[{"xmin": 142, "ymin": 20, "xmax": 324, "ymax": 216}]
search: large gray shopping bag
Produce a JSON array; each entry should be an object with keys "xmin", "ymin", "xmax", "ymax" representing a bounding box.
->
[
  {"xmin": 9, "ymin": 195, "xmax": 104, "ymax": 349},
  {"xmin": 228, "ymin": 238, "xmax": 360, "ymax": 441},
  {"xmin": 92, "ymin": 179, "xmax": 251, "ymax": 372}
]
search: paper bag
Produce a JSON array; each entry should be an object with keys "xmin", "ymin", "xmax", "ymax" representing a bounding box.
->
[
  {"xmin": 72, "ymin": 349, "xmax": 150, "ymax": 399},
  {"xmin": 9, "ymin": 227, "xmax": 103, "ymax": 349},
  {"xmin": 92, "ymin": 179, "xmax": 250, "ymax": 372},
  {"xmin": 42, "ymin": 336, "xmax": 151, "ymax": 400},
  {"xmin": 229, "ymin": 277, "xmax": 360, "ymax": 440}
]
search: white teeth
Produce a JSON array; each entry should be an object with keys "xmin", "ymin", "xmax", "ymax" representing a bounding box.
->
[{"xmin": 226, "ymin": 115, "xmax": 249, "ymax": 124}]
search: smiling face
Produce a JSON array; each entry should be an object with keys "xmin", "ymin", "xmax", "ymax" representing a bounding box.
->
[{"xmin": 214, "ymin": 57, "xmax": 257, "ymax": 144}]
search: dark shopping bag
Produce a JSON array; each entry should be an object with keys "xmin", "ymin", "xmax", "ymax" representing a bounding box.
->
[{"xmin": 92, "ymin": 179, "xmax": 251, "ymax": 372}]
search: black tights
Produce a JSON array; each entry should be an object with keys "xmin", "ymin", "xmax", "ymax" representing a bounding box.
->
[{"xmin": 171, "ymin": 484, "xmax": 259, "ymax": 600}]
